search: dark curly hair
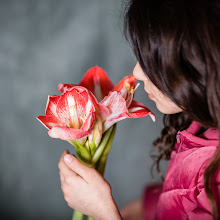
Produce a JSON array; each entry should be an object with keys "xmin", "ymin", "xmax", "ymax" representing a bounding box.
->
[{"xmin": 124, "ymin": 0, "xmax": 220, "ymax": 219}]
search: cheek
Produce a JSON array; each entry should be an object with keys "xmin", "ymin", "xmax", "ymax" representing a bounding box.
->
[
  {"xmin": 150, "ymin": 89, "xmax": 183, "ymax": 114},
  {"xmin": 142, "ymin": 78, "xmax": 183, "ymax": 114},
  {"xmin": 155, "ymin": 97, "xmax": 183, "ymax": 114}
]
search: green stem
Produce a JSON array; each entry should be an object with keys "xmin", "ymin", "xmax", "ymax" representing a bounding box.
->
[
  {"xmin": 92, "ymin": 126, "xmax": 114, "ymax": 164},
  {"xmin": 101, "ymin": 125, "xmax": 116, "ymax": 157},
  {"xmin": 72, "ymin": 210, "xmax": 84, "ymax": 220},
  {"xmin": 77, "ymin": 155, "xmax": 94, "ymax": 168},
  {"xmin": 68, "ymin": 140, "xmax": 91, "ymax": 163},
  {"xmin": 69, "ymin": 125, "xmax": 116, "ymax": 220},
  {"xmin": 95, "ymin": 125, "xmax": 116, "ymax": 176},
  {"xmin": 95, "ymin": 155, "xmax": 107, "ymax": 176}
]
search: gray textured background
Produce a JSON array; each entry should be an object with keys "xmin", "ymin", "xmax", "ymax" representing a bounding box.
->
[{"xmin": 0, "ymin": 1, "xmax": 165, "ymax": 219}]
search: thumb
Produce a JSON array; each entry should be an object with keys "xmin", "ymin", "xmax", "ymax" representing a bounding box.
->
[{"xmin": 64, "ymin": 154, "xmax": 91, "ymax": 179}]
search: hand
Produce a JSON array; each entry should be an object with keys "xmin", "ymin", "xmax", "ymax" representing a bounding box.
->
[
  {"xmin": 58, "ymin": 150, "xmax": 122, "ymax": 220},
  {"xmin": 120, "ymin": 198, "xmax": 143, "ymax": 220}
]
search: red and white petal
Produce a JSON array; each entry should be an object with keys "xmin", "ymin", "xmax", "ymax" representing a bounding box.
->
[
  {"xmin": 45, "ymin": 95, "xmax": 60, "ymax": 116},
  {"xmin": 103, "ymin": 108, "xmax": 154, "ymax": 132},
  {"xmin": 128, "ymin": 100, "xmax": 155, "ymax": 122},
  {"xmin": 78, "ymin": 66, "xmax": 114, "ymax": 101},
  {"xmin": 71, "ymin": 86, "xmax": 88, "ymax": 94},
  {"xmin": 57, "ymin": 89, "xmax": 87, "ymax": 129},
  {"xmin": 78, "ymin": 89, "xmax": 97, "ymax": 115},
  {"xmin": 103, "ymin": 116, "xmax": 127, "ymax": 132},
  {"xmin": 100, "ymin": 91, "xmax": 128, "ymax": 131},
  {"xmin": 48, "ymin": 126, "xmax": 90, "ymax": 140},
  {"xmin": 58, "ymin": 84, "xmax": 74, "ymax": 93},
  {"xmin": 37, "ymin": 115, "xmax": 61, "ymax": 130},
  {"xmin": 100, "ymin": 91, "xmax": 128, "ymax": 119},
  {"xmin": 112, "ymin": 75, "xmax": 136, "ymax": 92},
  {"xmin": 97, "ymin": 102, "xmax": 110, "ymax": 119},
  {"xmin": 101, "ymin": 96, "xmax": 155, "ymax": 131},
  {"xmin": 56, "ymin": 87, "xmax": 98, "ymax": 129},
  {"xmin": 55, "ymin": 93, "xmax": 72, "ymax": 127},
  {"xmin": 72, "ymin": 89, "xmax": 98, "ymax": 128},
  {"xmin": 112, "ymin": 75, "xmax": 136, "ymax": 107},
  {"xmin": 120, "ymin": 87, "xmax": 134, "ymax": 107},
  {"xmin": 80, "ymin": 111, "xmax": 96, "ymax": 131},
  {"xmin": 69, "ymin": 86, "xmax": 99, "ymax": 114},
  {"xmin": 71, "ymin": 89, "xmax": 88, "ymax": 117}
]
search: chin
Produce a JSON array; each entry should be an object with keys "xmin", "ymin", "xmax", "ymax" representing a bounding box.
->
[{"xmin": 156, "ymin": 104, "xmax": 183, "ymax": 115}]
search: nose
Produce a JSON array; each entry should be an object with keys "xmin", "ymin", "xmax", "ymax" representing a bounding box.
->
[{"xmin": 133, "ymin": 62, "xmax": 139, "ymax": 80}]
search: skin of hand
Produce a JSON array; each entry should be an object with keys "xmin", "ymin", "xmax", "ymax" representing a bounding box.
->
[
  {"xmin": 120, "ymin": 198, "xmax": 143, "ymax": 220},
  {"xmin": 58, "ymin": 150, "xmax": 122, "ymax": 220}
]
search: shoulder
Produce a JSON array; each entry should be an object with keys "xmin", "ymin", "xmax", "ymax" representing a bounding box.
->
[
  {"xmin": 159, "ymin": 147, "xmax": 220, "ymax": 219},
  {"xmin": 165, "ymin": 146, "xmax": 217, "ymax": 191},
  {"xmin": 167, "ymin": 124, "xmax": 219, "ymax": 189},
  {"xmin": 197, "ymin": 154, "xmax": 220, "ymax": 188}
]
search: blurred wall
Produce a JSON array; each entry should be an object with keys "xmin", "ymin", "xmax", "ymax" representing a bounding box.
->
[{"xmin": 0, "ymin": 0, "xmax": 165, "ymax": 219}]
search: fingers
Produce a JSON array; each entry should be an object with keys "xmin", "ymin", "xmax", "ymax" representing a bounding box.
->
[
  {"xmin": 58, "ymin": 150, "xmax": 95, "ymax": 182},
  {"xmin": 58, "ymin": 150, "xmax": 73, "ymax": 175},
  {"xmin": 58, "ymin": 150, "xmax": 69, "ymax": 169},
  {"xmin": 58, "ymin": 150, "xmax": 83, "ymax": 193},
  {"xmin": 63, "ymin": 154, "xmax": 95, "ymax": 181},
  {"xmin": 59, "ymin": 149, "xmax": 69, "ymax": 167}
]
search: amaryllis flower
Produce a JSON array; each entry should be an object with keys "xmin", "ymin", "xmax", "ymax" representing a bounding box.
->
[
  {"xmin": 37, "ymin": 87, "xmax": 97, "ymax": 142},
  {"xmin": 37, "ymin": 66, "xmax": 156, "ymax": 220},
  {"xmin": 38, "ymin": 66, "xmax": 155, "ymax": 154},
  {"xmin": 58, "ymin": 66, "xmax": 155, "ymax": 132},
  {"xmin": 58, "ymin": 66, "xmax": 114, "ymax": 102}
]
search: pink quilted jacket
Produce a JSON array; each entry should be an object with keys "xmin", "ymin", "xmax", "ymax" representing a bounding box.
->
[{"xmin": 143, "ymin": 121, "xmax": 220, "ymax": 220}]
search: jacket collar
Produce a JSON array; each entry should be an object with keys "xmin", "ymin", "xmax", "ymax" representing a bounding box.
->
[{"xmin": 175, "ymin": 121, "xmax": 219, "ymax": 152}]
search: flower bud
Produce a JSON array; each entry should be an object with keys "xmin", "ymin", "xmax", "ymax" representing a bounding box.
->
[{"xmin": 88, "ymin": 117, "xmax": 103, "ymax": 155}]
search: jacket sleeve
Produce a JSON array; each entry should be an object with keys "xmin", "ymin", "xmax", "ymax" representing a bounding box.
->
[
  {"xmin": 142, "ymin": 184, "xmax": 163, "ymax": 220},
  {"xmin": 187, "ymin": 161, "xmax": 220, "ymax": 219},
  {"xmin": 155, "ymin": 161, "xmax": 220, "ymax": 220}
]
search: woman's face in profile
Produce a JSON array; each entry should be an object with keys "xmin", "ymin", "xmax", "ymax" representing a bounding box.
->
[{"xmin": 133, "ymin": 62, "xmax": 183, "ymax": 115}]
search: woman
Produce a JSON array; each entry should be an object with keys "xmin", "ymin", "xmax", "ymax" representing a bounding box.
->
[{"xmin": 58, "ymin": 0, "xmax": 220, "ymax": 219}]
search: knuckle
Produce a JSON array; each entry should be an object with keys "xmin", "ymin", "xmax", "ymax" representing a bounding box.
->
[
  {"xmin": 89, "ymin": 171, "xmax": 99, "ymax": 182},
  {"xmin": 90, "ymin": 168, "xmax": 100, "ymax": 177},
  {"xmin": 87, "ymin": 167, "xmax": 94, "ymax": 174}
]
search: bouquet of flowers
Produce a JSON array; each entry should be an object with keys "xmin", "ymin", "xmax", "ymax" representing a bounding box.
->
[{"xmin": 37, "ymin": 66, "xmax": 155, "ymax": 220}]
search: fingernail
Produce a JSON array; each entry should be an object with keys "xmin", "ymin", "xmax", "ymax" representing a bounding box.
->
[{"xmin": 64, "ymin": 154, "xmax": 73, "ymax": 163}]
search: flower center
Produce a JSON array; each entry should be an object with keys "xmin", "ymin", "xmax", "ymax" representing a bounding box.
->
[
  {"xmin": 124, "ymin": 82, "xmax": 139, "ymax": 94},
  {"xmin": 80, "ymin": 115, "xmax": 87, "ymax": 123},
  {"xmin": 69, "ymin": 104, "xmax": 80, "ymax": 129}
]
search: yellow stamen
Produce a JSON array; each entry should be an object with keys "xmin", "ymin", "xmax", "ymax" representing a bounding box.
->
[
  {"xmin": 124, "ymin": 82, "xmax": 130, "ymax": 91},
  {"xmin": 69, "ymin": 104, "xmax": 76, "ymax": 110},
  {"xmin": 80, "ymin": 115, "xmax": 87, "ymax": 123}
]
